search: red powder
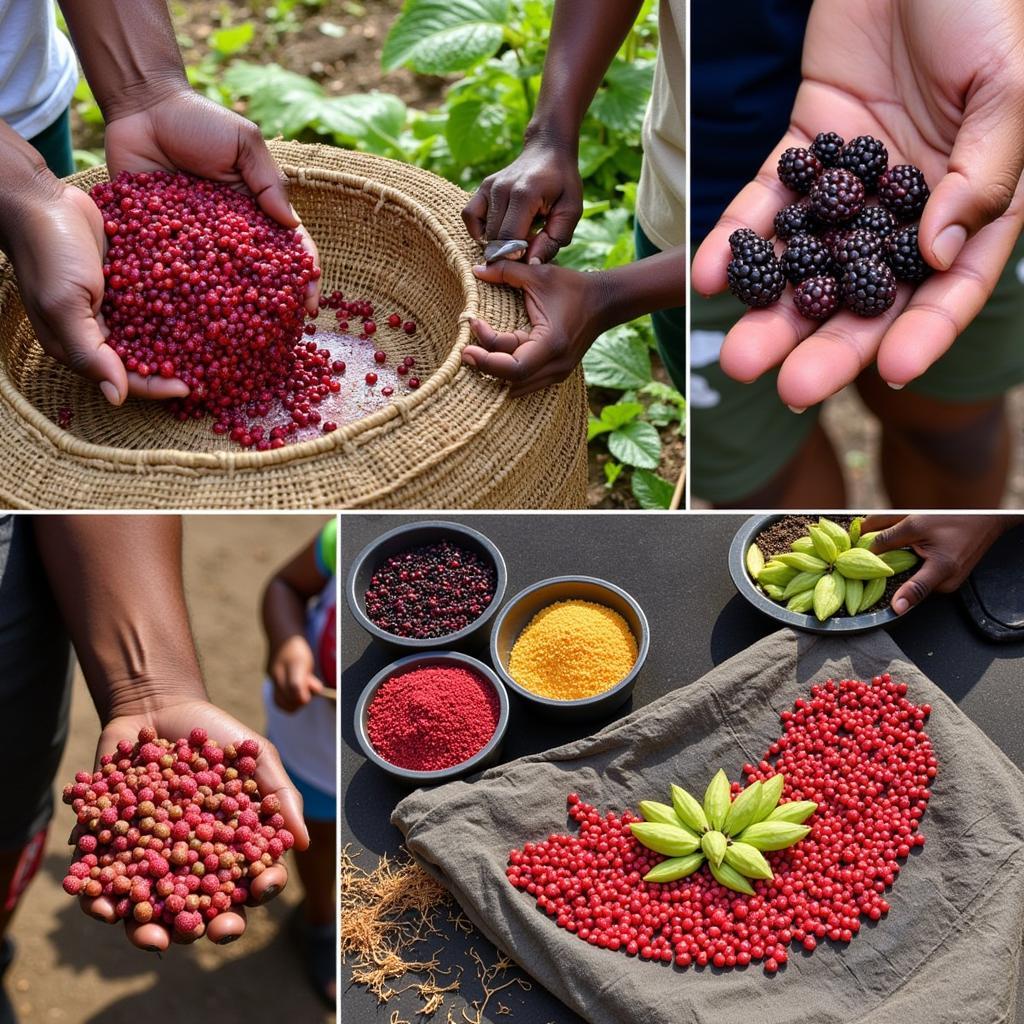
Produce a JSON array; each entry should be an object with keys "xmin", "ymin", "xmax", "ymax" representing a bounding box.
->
[{"xmin": 366, "ymin": 666, "xmax": 500, "ymax": 772}]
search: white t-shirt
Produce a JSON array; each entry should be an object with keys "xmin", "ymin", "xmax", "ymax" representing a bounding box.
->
[{"xmin": 0, "ymin": 0, "xmax": 78, "ymax": 138}]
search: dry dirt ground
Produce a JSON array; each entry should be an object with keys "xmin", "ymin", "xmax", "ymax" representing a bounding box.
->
[{"xmin": 5, "ymin": 515, "xmax": 334, "ymax": 1024}]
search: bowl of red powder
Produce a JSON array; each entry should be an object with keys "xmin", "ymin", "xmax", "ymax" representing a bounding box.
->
[
  {"xmin": 355, "ymin": 651, "xmax": 509, "ymax": 783},
  {"xmin": 346, "ymin": 521, "xmax": 507, "ymax": 649},
  {"xmin": 490, "ymin": 576, "xmax": 649, "ymax": 722}
]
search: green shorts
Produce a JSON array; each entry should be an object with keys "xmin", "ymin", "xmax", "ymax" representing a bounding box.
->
[
  {"xmin": 635, "ymin": 222, "xmax": 685, "ymax": 393},
  {"xmin": 691, "ymin": 235, "xmax": 1024, "ymax": 504},
  {"xmin": 27, "ymin": 107, "xmax": 75, "ymax": 178}
]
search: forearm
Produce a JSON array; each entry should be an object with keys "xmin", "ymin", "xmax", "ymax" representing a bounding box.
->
[
  {"xmin": 261, "ymin": 578, "xmax": 308, "ymax": 660},
  {"xmin": 526, "ymin": 0, "xmax": 643, "ymax": 147},
  {"xmin": 57, "ymin": 0, "xmax": 187, "ymax": 122},
  {"xmin": 0, "ymin": 120, "xmax": 62, "ymax": 255},
  {"xmin": 33, "ymin": 516, "xmax": 206, "ymax": 723},
  {"xmin": 592, "ymin": 245, "xmax": 684, "ymax": 331}
]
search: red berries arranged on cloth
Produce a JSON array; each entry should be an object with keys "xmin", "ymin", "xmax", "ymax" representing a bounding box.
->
[
  {"xmin": 366, "ymin": 665, "xmax": 500, "ymax": 771},
  {"xmin": 363, "ymin": 539, "xmax": 497, "ymax": 639},
  {"xmin": 507, "ymin": 673, "xmax": 935, "ymax": 974},
  {"xmin": 61, "ymin": 728, "xmax": 293, "ymax": 940},
  {"xmin": 727, "ymin": 132, "xmax": 931, "ymax": 319}
]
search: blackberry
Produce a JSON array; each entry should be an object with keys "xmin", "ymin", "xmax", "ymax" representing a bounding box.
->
[
  {"xmin": 850, "ymin": 204, "xmax": 897, "ymax": 239},
  {"xmin": 781, "ymin": 233, "xmax": 832, "ymax": 284},
  {"xmin": 810, "ymin": 168, "xmax": 866, "ymax": 224},
  {"xmin": 838, "ymin": 135, "xmax": 889, "ymax": 191},
  {"xmin": 809, "ymin": 131, "xmax": 844, "ymax": 167},
  {"xmin": 774, "ymin": 201, "xmax": 817, "ymax": 241},
  {"xmin": 727, "ymin": 247, "xmax": 786, "ymax": 308},
  {"xmin": 793, "ymin": 276, "xmax": 840, "ymax": 321},
  {"xmin": 833, "ymin": 228, "xmax": 886, "ymax": 268},
  {"xmin": 877, "ymin": 164, "xmax": 930, "ymax": 221},
  {"xmin": 778, "ymin": 147, "xmax": 823, "ymax": 194},
  {"xmin": 887, "ymin": 224, "xmax": 932, "ymax": 282},
  {"xmin": 729, "ymin": 227, "xmax": 773, "ymax": 256},
  {"xmin": 841, "ymin": 259, "xmax": 897, "ymax": 317},
  {"xmin": 819, "ymin": 227, "xmax": 848, "ymax": 258}
]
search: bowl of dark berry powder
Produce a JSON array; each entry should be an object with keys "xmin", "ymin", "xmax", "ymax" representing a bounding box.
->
[
  {"xmin": 354, "ymin": 651, "xmax": 509, "ymax": 783},
  {"xmin": 346, "ymin": 520, "xmax": 507, "ymax": 649}
]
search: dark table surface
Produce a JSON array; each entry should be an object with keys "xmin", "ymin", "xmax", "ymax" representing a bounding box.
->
[{"xmin": 340, "ymin": 513, "xmax": 1024, "ymax": 1024}]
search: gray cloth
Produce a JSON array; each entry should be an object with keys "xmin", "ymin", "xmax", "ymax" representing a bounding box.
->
[
  {"xmin": 393, "ymin": 629, "xmax": 1024, "ymax": 1024},
  {"xmin": 0, "ymin": 516, "xmax": 74, "ymax": 847}
]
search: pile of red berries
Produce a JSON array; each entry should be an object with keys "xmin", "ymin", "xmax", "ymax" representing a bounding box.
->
[
  {"xmin": 507, "ymin": 673, "xmax": 934, "ymax": 974},
  {"xmin": 727, "ymin": 132, "xmax": 931, "ymax": 320},
  {"xmin": 61, "ymin": 727, "xmax": 294, "ymax": 941},
  {"xmin": 363, "ymin": 540, "xmax": 497, "ymax": 639}
]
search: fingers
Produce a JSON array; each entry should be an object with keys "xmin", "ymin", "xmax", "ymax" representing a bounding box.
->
[
  {"xmin": 462, "ymin": 181, "xmax": 491, "ymax": 244},
  {"xmin": 127, "ymin": 920, "xmax": 171, "ymax": 952},
  {"xmin": 890, "ymin": 559, "xmax": 949, "ymax": 615},
  {"xmin": 718, "ymin": 300, "xmax": 815, "ymax": 385},
  {"xmin": 866, "ymin": 516, "xmax": 923, "ymax": 554},
  {"xmin": 524, "ymin": 190, "xmax": 584, "ymax": 264},
  {"xmin": 860, "ymin": 514, "xmax": 906, "ymax": 537},
  {"xmin": 235, "ymin": 121, "xmax": 297, "ymax": 229},
  {"xmin": 471, "ymin": 260, "xmax": 535, "ymax": 290},
  {"xmin": 249, "ymin": 864, "xmax": 289, "ymax": 906},
  {"xmin": 206, "ymin": 908, "xmax": 247, "ymax": 945},
  {"xmin": 125, "ymin": 371, "xmax": 190, "ymax": 401},
  {"xmin": 918, "ymin": 86, "xmax": 1024, "ymax": 271},
  {"xmin": 252, "ymin": 741, "xmax": 309, "ymax": 850},
  {"xmin": 296, "ymin": 223, "xmax": 321, "ymax": 316},
  {"xmin": 484, "ymin": 181, "xmax": 513, "ymax": 244},
  {"xmin": 463, "ymin": 319, "xmax": 552, "ymax": 382},
  {"xmin": 35, "ymin": 312, "xmax": 129, "ymax": 406},
  {"xmin": 81, "ymin": 893, "xmax": 119, "ymax": 924}
]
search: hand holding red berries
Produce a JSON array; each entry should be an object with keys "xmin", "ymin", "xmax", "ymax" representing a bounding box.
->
[{"xmin": 692, "ymin": 0, "xmax": 1024, "ymax": 408}]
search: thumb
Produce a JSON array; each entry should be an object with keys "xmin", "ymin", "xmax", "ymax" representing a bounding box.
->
[
  {"xmin": 891, "ymin": 559, "xmax": 946, "ymax": 615},
  {"xmin": 235, "ymin": 122, "xmax": 297, "ymax": 229},
  {"xmin": 472, "ymin": 260, "xmax": 538, "ymax": 290},
  {"xmin": 919, "ymin": 92, "xmax": 1024, "ymax": 270}
]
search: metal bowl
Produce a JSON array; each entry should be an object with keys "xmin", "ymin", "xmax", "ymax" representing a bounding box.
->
[
  {"xmin": 729, "ymin": 515, "xmax": 908, "ymax": 635},
  {"xmin": 490, "ymin": 576, "xmax": 649, "ymax": 721},
  {"xmin": 346, "ymin": 520, "xmax": 507, "ymax": 650},
  {"xmin": 354, "ymin": 651, "xmax": 509, "ymax": 785}
]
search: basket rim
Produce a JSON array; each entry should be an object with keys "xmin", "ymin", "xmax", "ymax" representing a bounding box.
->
[{"xmin": 0, "ymin": 160, "xmax": 479, "ymax": 470}]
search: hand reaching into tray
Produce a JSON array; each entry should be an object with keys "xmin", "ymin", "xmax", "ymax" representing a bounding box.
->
[{"xmin": 691, "ymin": 0, "xmax": 1024, "ymax": 412}]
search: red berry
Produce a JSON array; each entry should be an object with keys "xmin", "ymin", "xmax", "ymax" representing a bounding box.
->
[{"xmin": 365, "ymin": 372, "xmax": 377, "ymax": 386}]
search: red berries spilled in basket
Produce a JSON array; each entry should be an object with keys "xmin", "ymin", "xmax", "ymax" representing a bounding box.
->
[
  {"xmin": 727, "ymin": 133, "xmax": 931, "ymax": 320},
  {"xmin": 61, "ymin": 727, "xmax": 293, "ymax": 941}
]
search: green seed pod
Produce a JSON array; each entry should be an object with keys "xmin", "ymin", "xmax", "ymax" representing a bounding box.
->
[
  {"xmin": 813, "ymin": 572, "xmax": 845, "ymax": 621},
  {"xmin": 790, "ymin": 535, "xmax": 816, "ymax": 556},
  {"xmin": 708, "ymin": 857, "xmax": 755, "ymax": 896},
  {"xmin": 638, "ymin": 800, "xmax": 689, "ymax": 831},
  {"xmin": 844, "ymin": 576, "xmax": 864, "ymax": 616},
  {"xmin": 835, "ymin": 548, "xmax": 895, "ymax": 580},
  {"xmin": 756, "ymin": 774, "xmax": 785, "ymax": 821},
  {"xmin": 786, "ymin": 590, "xmax": 815, "ymax": 614},
  {"xmin": 642, "ymin": 852, "xmax": 706, "ymax": 884},
  {"xmin": 761, "ymin": 583, "xmax": 787, "ymax": 600},
  {"xmin": 879, "ymin": 549, "xmax": 918, "ymax": 573},
  {"xmin": 745, "ymin": 543, "xmax": 765, "ymax": 579},
  {"xmin": 858, "ymin": 576, "xmax": 887, "ymax": 613},
  {"xmin": 775, "ymin": 552, "xmax": 829, "ymax": 573},
  {"xmin": 724, "ymin": 841, "xmax": 774, "ymax": 881},
  {"xmin": 818, "ymin": 517, "xmax": 851, "ymax": 553},
  {"xmin": 809, "ymin": 525, "xmax": 838, "ymax": 564},
  {"xmin": 670, "ymin": 784, "xmax": 710, "ymax": 834},
  {"xmin": 703, "ymin": 770, "xmax": 731, "ymax": 831},
  {"xmin": 701, "ymin": 829, "xmax": 728, "ymax": 868},
  {"xmin": 857, "ymin": 530, "xmax": 881, "ymax": 549},
  {"xmin": 849, "ymin": 516, "xmax": 864, "ymax": 546},
  {"xmin": 782, "ymin": 570, "xmax": 825, "ymax": 600},
  {"xmin": 723, "ymin": 781, "xmax": 763, "ymax": 838},
  {"xmin": 737, "ymin": 820, "xmax": 811, "ymax": 852},
  {"xmin": 767, "ymin": 800, "xmax": 818, "ymax": 825},
  {"xmin": 629, "ymin": 822, "xmax": 701, "ymax": 857},
  {"xmin": 757, "ymin": 561, "xmax": 799, "ymax": 587}
]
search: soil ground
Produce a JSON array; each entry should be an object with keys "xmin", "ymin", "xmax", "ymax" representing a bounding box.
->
[{"xmin": 4, "ymin": 515, "xmax": 334, "ymax": 1024}]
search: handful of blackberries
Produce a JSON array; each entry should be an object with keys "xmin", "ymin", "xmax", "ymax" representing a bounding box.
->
[{"xmin": 727, "ymin": 132, "xmax": 931, "ymax": 320}]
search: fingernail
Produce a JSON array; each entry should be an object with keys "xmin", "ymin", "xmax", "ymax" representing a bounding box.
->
[
  {"xmin": 217, "ymin": 933, "xmax": 241, "ymax": 945},
  {"xmin": 144, "ymin": 944, "xmax": 161, "ymax": 954},
  {"xmin": 100, "ymin": 381, "xmax": 121, "ymax": 405},
  {"xmin": 932, "ymin": 224, "xmax": 966, "ymax": 270},
  {"xmin": 886, "ymin": 382, "xmax": 905, "ymax": 391},
  {"xmin": 289, "ymin": 203, "xmax": 300, "ymax": 222},
  {"xmin": 893, "ymin": 598, "xmax": 909, "ymax": 614},
  {"xmin": 787, "ymin": 405, "xmax": 806, "ymax": 415},
  {"xmin": 259, "ymin": 884, "xmax": 281, "ymax": 904},
  {"xmin": 529, "ymin": 257, "xmax": 541, "ymax": 266}
]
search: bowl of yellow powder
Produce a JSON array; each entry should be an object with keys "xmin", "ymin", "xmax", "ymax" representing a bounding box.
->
[{"xmin": 490, "ymin": 576, "xmax": 649, "ymax": 720}]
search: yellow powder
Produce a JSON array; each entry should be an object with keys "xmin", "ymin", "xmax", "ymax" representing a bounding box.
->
[{"xmin": 508, "ymin": 599, "xmax": 637, "ymax": 700}]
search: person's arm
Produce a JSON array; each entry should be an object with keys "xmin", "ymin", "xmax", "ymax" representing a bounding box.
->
[
  {"xmin": 862, "ymin": 514, "xmax": 1023, "ymax": 614},
  {"xmin": 462, "ymin": 0, "xmax": 643, "ymax": 262},
  {"xmin": 463, "ymin": 246, "xmax": 683, "ymax": 396},
  {"xmin": 262, "ymin": 532, "xmax": 329, "ymax": 712},
  {"xmin": 32, "ymin": 515, "xmax": 308, "ymax": 952}
]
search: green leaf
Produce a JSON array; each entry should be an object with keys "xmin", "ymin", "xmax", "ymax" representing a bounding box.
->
[
  {"xmin": 587, "ymin": 415, "xmax": 612, "ymax": 442},
  {"xmin": 599, "ymin": 401, "xmax": 644, "ymax": 430},
  {"xmin": 382, "ymin": 0, "xmax": 508, "ymax": 74},
  {"xmin": 210, "ymin": 22, "xmax": 254, "ymax": 56},
  {"xmin": 631, "ymin": 469, "xmax": 675, "ymax": 509},
  {"xmin": 578, "ymin": 139, "xmax": 614, "ymax": 179},
  {"xmin": 317, "ymin": 92, "xmax": 407, "ymax": 146},
  {"xmin": 646, "ymin": 402, "xmax": 679, "ymax": 427},
  {"xmin": 590, "ymin": 60, "xmax": 654, "ymax": 134},
  {"xmin": 608, "ymin": 420, "xmax": 661, "ymax": 469},
  {"xmin": 582, "ymin": 325, "xmax": 652, "ymax": 391},
  {"xmin": 604, "ymin": 461, "xmax": 624, "ymax": 487},
  {"xmin": 445, "ymin": 97, "xmax": 508, "ymax": 165}
]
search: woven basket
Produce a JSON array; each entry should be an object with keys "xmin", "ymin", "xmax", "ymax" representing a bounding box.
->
[{"xmin": 0, "ymin": 140, "xmax": 587, "ymax": 509}]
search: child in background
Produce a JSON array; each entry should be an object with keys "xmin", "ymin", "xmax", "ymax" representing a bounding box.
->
[{"xmin": 261, "ymin": 519, "xmax": 337, "ymax": 1007}]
